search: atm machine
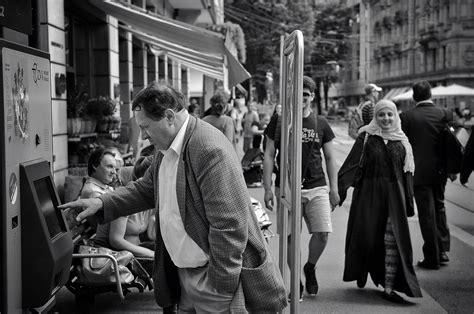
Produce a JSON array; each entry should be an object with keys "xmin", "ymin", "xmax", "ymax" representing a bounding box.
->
[{"xmin": 0, "ymin": 39, "xmax": 73, "ymax": 313}]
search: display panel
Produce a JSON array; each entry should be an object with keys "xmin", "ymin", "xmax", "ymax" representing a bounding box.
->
[{"xmin": 33, "ymin": 178, "xmax": 65, "ymax": 239}]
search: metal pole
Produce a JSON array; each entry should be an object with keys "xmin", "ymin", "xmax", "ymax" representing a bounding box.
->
[
  {"xmin": 279, "ymin": 30, "xmax": 304, "ymax": 313},
  {"xmin": 278, "ymin": 34, "xmax": 288, "ymax": 288},
  {"xmin": 289, "ymin": 31, "xmax": 303, "ymax": 314}
]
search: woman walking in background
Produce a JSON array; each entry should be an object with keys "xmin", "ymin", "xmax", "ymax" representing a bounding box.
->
[
  {"xmin": 202, "ymin": 92, "xmax": 234, "ymax": 143},
  {"xmin": 338, "ymin": 100, "xmax": 422, "ymax": 303}
]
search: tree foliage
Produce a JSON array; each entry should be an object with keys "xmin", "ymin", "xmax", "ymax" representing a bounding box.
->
[
  {"xmin": 311, "ymin": 4, "xmax": 352, "ymax": 75},
  {"xmin": 208, "ymin": 22, "xmax": 247, "ymax": 63},
  {"xmin": 225, "ymin": 0, "xmax": 352, "ymax": 103}
]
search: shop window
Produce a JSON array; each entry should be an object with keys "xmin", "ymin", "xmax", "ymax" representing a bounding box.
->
[
  {"xmin": 65, "ymin": 15, "xmax": 93, "ymax": 97},
  {"xmin": 65, "ymin": 16, "xmax": 74, "ymax": 69},
  {"xmin": 442, "ymin": 46, "xmax": 447, "ymax": 69}
]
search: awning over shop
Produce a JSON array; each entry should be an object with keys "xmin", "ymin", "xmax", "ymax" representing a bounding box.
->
[
  {"xmin": 393, "ymin": 84, "xmax": 474, "ymax": 101},
  {"xmin": 383, "ymin": 87, "xmax": 410, "ymax": 100},
  {"xmin": 90, "ymin": 0, "xmax": 250, "ymax": 87},
  {"xmin": 235, "ymin": 83, "xmax": 248, "ymax": 98},
  {"xmin": 431, "ymin": 84, "xmax": 474, "ymax": 97},
  {"xmin": 121, "ymin": 25, "xmax": 224, "ymax": 80}
]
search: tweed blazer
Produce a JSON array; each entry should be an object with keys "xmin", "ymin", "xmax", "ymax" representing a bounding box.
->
[
  {"xmin": 400, "ymin": 101, "xmax": 447, "ymax": 185},
  {"xmin": 98, "ymin": 115, "xmax": 287, "ymax": 312}
]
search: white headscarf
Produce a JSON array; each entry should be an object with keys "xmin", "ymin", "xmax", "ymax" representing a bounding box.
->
[{"xmin": 358, "ymin": 99, "xmax": 415, "ymax": 174}]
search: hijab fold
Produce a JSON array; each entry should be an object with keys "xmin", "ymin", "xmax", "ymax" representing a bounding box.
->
[{"xmin": 359, "ymin": 100, "xmax": 415, "ymax": 174}]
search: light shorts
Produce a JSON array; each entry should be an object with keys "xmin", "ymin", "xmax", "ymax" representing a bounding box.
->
[{"xmin": 276, "ymin": 186, "xmax": 333, "ymax": 234}]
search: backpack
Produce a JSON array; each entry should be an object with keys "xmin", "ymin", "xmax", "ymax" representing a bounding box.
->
[{"xmin": 348, "ymin": 103, "xmax": 365, "ymax": 139}]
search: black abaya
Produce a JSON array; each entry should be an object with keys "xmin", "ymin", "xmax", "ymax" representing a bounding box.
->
[{"xmin": 338, "ymin": 133, "xmax": 422, "ymax": 298}]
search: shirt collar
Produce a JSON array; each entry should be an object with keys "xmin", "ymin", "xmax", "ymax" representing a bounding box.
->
[
  {"xmin": 87, "ymin": 176, "xmax": 112, "ymax": 191},
  {"xmin": 415, "ymin": 100, "xmax": 434, "ymax": 107},
  {"xmin": 166, "ymin": 111, "xmax": 189, "ymax": 156}
]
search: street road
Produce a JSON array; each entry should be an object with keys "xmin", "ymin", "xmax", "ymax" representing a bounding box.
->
[{"xmin": 53, "ymin": 121, "xmax": 474, "ymax": 313}]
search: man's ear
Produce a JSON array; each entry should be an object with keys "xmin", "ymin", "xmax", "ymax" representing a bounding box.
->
[{"xmin": 164, "ymin": 109, "xmax": 176, "ymax": 123}]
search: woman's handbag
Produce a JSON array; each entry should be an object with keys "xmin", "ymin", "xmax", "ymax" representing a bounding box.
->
[
  {"xmin": 76, "ymin": 245, "xmax": 135, "ymax": 284},
  {"xmin": 353, "ymin": 133, "xmax": 369, "ymax": 186}
]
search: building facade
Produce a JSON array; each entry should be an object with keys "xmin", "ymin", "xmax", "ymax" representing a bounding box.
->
[
  {"xmin": 0, "ymin": 0, "xmax": 248, "ymax": 200},
  {"xmin": 334, "ymin": 0, "xmax": 474, "ymax": 108}
]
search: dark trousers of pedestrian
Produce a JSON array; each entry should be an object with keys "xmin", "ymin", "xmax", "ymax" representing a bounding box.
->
[{"xmin": 414, "ymin": 183, "xmax": 451, "ymax": 265}]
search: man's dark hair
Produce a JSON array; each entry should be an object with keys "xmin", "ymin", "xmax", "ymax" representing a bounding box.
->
[
  {"xmin": 132, "ymin": 81, "xmax": 186, "ymax": 120},
  {"xmin": 303, "ymin": 76, "xmax": 316, "ymax": 93},
  {"xmin": 412, "ymin": 80, "xmax": 432, "ymax": 102},
  {"xmin": 87, "ymin": 146, "xmax": 115, "ymax": 176}
]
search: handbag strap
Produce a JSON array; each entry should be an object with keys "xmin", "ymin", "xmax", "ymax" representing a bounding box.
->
[{"xmin": 358, "ymin": 133, "xmax": 369, "ymax": 168}]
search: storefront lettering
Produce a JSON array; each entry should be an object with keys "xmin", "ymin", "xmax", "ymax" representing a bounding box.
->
[
  {"xmin": 0, "ymin": 6, "xmax": 5, "ymax": 18},
  {"xmin": 31, "ymin": 62, "xmax": 49, "ymax": 85}
]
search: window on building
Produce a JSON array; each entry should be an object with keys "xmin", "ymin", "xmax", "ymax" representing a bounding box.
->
[
  {"xmin": 405, "ymin": 54, "xmax": 408, "ymax": 75},
  {"xmin": 424, "ymin": 48, "xmax": 437, "ymax": 72},
  {"xmin": 461, "ymin": 0, "xmax": 468, "ymax": 17},
  {"xmin": 28, "ymin": 0, "xmax": 40, "ymax": 49},
  {"xmin": 443, "ymin": 46, "xmax": 447, "ymax": 69},
  {"xmin": 65, "ymin": 16, "xmax": 74, "ymax": 70},
  {"xmin": 68, "ymin": 17, "xmax": 93, "ymax": 95}
]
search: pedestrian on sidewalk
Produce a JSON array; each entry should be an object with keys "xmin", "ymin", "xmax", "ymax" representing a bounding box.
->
[
  {"xmin": 338, "ymin": 99, "xmax": 422, "ymax": 303},
  {"xmin": 348, "ymin": 83, "xmax": 381, "ymax": 139},
  {"xmin": 460, "ymin": 130, "xmax": 474, "ymax": 185},
  {"xmin": 360, "ymin": 83, "xmax": 382, "ymax": 125},
  {"xmin": 60, "ymin": 82, "xmax": 287, "ymax": 313},
  {"xmin": 202, "ymin": 92, "xmax": 234, "ymax": 143},
  {"xmin": 263, "ymin": 76, "xmax": 340, "ymax": 300},
  {"xmin": 400, "ymin": 80, "xmax": 452, "ymax": 269},
  {"xmin": 242, "ymin": 102, "xmax": 260, "ymax": 153}
]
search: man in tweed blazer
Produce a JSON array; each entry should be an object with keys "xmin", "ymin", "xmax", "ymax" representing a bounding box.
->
[{"xmin": 62, "ymin": 82, "xmax": 287, "ymax": 313}]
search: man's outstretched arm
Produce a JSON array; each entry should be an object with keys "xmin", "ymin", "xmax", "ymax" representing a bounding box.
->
[{"xmin": 263, "ymin": 136, "xmax": 276, "ymax": 210}]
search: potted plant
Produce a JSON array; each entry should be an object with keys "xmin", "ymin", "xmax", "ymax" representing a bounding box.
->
[
  {"xmin": 83, "ymin": 98, "xmax": 100, "ymax": 134},
  {"xmin": 67, "ymin": 90, "xmax": 88, "ymax": 136},
  {"xmin": 118, "ymin": 124, "xmax": 130, "ymax": 154},
  {"xmin": 87, "ymin": 96, "xmax": 118, "ymax": 132}
]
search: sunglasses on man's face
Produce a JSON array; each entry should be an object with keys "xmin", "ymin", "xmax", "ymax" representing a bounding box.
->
[{"xmin": 303, "ymin": 92, "xmax": 312, "ymax": 98}]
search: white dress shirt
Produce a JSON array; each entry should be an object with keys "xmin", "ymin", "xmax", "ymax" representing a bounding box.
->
[{"xmin": 158, "ymin": 113, "xmax": 209, "ymax": 268}]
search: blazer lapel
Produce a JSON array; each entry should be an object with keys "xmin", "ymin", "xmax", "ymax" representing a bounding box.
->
[{"xmin": 176, "ymin": 115, "xmax": 197, "ymax": 223}]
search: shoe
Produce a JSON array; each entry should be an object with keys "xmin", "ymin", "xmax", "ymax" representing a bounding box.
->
[
  {"xmin": 132, "ymin": 277, "xmax": 146, "ymax": 292},
  {"xmin": 357, "ymin": 274, "xmax": 367, "ymax": 288},
  {"xmin": 163, "ymin": 304, "xmax": 178, "ymax": 314},
  {"xmin": 417, "ymin": 259, "xmax": 440, "ymax": 270},
  {"xmin": 303, "ymin": 263, "xmax": 318, "ymax": 296},
  {"xmin": 439, "ymin": 252, "xmax": 449, "ymax": 263},
  {"xmin": 288, "ymin": 281, "xmax": 304, "ymax": 302},
  {"xmin": 382, "ymin": 291, "xmax": 405, "ymax": 304}
]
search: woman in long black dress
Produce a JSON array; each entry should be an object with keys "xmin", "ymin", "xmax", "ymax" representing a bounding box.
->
[{"xmin": 338, "ymin": 100, "xmax": 422, "ymax": 303}]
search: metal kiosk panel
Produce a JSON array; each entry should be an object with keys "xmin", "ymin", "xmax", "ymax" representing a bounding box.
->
[
  {"xmin": 20, "ymin": 160, "xmax": 73, "ymax": 308},
  {"xmin": 0, "ymin": 39, "xmax": 70, "ymax": 313}
]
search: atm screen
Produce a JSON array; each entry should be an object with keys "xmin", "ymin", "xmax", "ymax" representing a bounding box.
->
[{"xmin": 33, "ymin": 178, "xmax": 66, "ymax": 239}]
